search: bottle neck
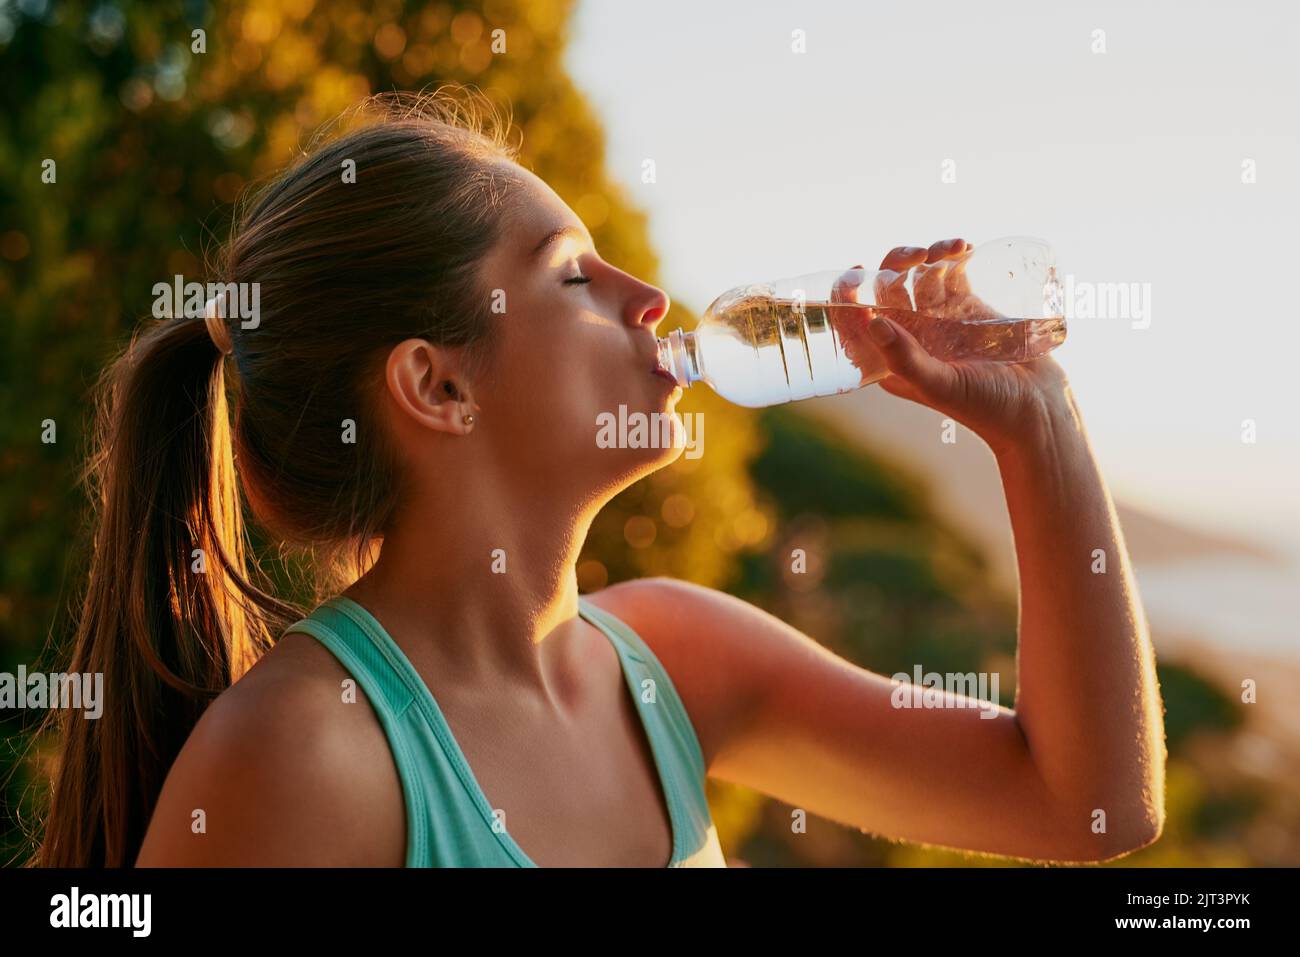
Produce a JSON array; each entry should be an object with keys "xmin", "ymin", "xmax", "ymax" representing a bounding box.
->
[{"xmin": 656, "ymin": 328, "xmax": 702, "ymax": 387}]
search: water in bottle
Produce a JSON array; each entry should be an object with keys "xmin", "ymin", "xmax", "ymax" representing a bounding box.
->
[{"xmin": 655, "ymin": 236, "xmax": 1067, "ymax": 408}]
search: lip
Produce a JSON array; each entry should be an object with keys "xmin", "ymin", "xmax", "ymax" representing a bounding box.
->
[{"xmin": 651, "ymin": 365, "xmax": 680, "ymax": 387}]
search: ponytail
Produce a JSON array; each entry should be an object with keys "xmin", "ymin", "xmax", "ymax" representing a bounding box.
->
[
  {"xmin": 34, "ymin": 313, "xmax": 297, "ymax": 866},
  {"xmin": 28, "ymin": 87, "xmax": 519, "ymax": 866}
]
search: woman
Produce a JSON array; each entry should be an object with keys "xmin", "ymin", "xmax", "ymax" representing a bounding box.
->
[{"xmin": 38, "ymin": 89, "xmax": 1165, "ymax": 867}]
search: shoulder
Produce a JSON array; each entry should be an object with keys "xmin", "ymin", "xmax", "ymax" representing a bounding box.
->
[
  {"xmin": 135, "ymin": 630, "xmax": 405, "ymax": 867},
  {"xmin": 586, "ymin": 576, "xmax": 766, "ymax": 641},
  {"xmin": 582, "ymin": 577, "xmax": 791, "ymax": 774}
]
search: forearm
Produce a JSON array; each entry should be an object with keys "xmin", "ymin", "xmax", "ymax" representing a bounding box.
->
[{"xmin": 994, "ymin": 387, "xmax": 1166, "ymax": 852}]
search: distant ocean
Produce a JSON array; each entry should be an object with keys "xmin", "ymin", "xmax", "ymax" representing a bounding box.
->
[
  {"xmin": 1134, "ymin": 553, "xmax": 1300, "ymax": 659},
  {"xmin": 801, "ymin": 389, "xmax": 1299, "ymax": 662}
]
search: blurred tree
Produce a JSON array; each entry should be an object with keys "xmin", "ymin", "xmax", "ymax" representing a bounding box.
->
[{"xmin": 0, "ymin": 0, "xmax": 770, "ymax": 864}]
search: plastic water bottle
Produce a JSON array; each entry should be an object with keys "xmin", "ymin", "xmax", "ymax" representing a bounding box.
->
[{"xmin": 655, "ymin": 236, "xmax": 1066, "ymax": 408}]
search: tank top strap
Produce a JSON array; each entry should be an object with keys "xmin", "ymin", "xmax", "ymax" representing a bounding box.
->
[
  {"xmin": 281, "ymin": 599, "xmax": 436, "ymax": 866},
  {"xmin": 285, "ymin": 599, "xmax": 418, "ymax": 716},
  {"xmin": 283, "ymin": 594, "xmax": 727, "ymax": 867},
  {"xmin": 576, "ymin": 596, "xmax": 722, "ymax": 866},
  {"xmin": 576, "ymin": 596, "xmax": 708, "ymax": 784}
]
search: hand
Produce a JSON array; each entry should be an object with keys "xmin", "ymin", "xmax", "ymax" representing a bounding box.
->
[{"xmin": 830, "ymin": 238, "xmax": 1071, "ymax": 455}]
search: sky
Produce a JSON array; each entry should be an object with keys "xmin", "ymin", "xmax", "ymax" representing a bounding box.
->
[{"xmin": 564, "ymin": 0, "xmax": 1300, "ymax": 561}]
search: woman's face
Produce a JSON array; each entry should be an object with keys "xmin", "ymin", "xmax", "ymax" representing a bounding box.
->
[{"xmin": 465, "ymin": 163, "xmax": 685, "ymax": 496}]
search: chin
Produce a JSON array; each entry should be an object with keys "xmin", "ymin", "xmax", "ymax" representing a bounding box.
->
[
  {"xmin": 612, "ymin": 428, "xmax": 687, "ymax": 466},
  {"xmin": 587, "ymin": 407, "xmax": 684, "ymax": 482},
  {"xmin": 619, "ymin": 442, "xmax": 684, "ymax": 489},
  {"xmin": 587, "ymin": 382, "xmax": 686, "ymax": 470}
]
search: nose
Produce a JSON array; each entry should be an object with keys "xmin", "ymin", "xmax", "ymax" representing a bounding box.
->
[{"xmin": 625, "ymin": 276, "xmax": 670, "ymax": 333}]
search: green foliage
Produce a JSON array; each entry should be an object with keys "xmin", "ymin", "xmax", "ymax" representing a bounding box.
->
[
  {"xmin": 750, "ymin": 404, "xmax": 924, "ymax": 522},
  {"xmin": 0, "ymin": 0, "xmax": 769, "ymax": 862},
  {"xmin": 1156, "ymin": 660, "xmax": 1243, "ymax": 750}
]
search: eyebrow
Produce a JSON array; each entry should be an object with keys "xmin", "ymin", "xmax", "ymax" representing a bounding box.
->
[{"xmin": 530, "ymin": 224, "xmax": 588, "ymax": 260}]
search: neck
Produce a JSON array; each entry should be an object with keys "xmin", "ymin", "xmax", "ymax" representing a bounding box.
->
[{"xmin": 341, "ymin": 471, "xmax": 603, "ymax": 692}]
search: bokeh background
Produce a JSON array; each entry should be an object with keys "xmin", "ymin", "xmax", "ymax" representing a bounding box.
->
[{"xmin": 2, "ymin": 0, "xmax": 1295, "ymax": 866}]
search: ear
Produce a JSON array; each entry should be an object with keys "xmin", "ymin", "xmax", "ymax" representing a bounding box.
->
[{"xmin": 383, "ymin": 339, "xmax": 476, "ymax": 436}]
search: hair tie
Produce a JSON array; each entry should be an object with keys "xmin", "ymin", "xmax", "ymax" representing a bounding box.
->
[{"xmin": 203, "ymin": 295, "xmax": 234, "ymax": 356}]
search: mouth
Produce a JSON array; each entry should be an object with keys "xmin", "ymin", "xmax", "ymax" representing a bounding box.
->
[{"xmin": 651, "ymin": 364, "xmax": 682, "ymax": 393}]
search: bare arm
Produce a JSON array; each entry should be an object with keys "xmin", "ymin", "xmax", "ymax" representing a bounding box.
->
[
  {"xmin": 994, "ymin": 384, "xmax": 1166, "ymax": 854},
  {"xmin": 600, "ymin": 575, "xmax": 1086, "ymax": 861},
  {"xmin": 599, "ymin": 239, "xmax": 1166, "ymax": 863}
]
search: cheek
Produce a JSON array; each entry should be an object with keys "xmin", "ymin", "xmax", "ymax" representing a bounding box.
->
[
  {"xmin": 552, "ymin": 352, "xmax": 629, "ymax": 457},
  {"xmin": 487, "ymin": 323, "xmax": 601, "ymax": 428},
  {"xmin": 489, "ymin": 298, "xmax": 629, "ymax": 426},
  {"xmin": 576, "ymin": 333, "xmax": 634, "ymax": 402},
  {"xmin": 536, "ymin": 312, "xmax": 623, "ymax": 397}
]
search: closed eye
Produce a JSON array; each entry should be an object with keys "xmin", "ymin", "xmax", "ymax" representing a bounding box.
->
[{"xmin": 564, "ymin": 275, "xmax": 591, "ymax": 285}]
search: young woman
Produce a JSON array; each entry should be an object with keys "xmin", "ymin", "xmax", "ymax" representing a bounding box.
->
[{"xmin": 38, "ymin": 89, "xmax": 1165, "ymax": 867}]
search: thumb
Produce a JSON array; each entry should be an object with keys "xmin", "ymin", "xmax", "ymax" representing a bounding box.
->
[{"xmin": 867, "ymin": 315, "xmax": 956, "ymax": 402}]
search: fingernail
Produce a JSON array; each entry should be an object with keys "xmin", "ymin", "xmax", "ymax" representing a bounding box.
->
[{"xmin": 868, "ymin": 317, "xmax": 896, "ymax": 345}]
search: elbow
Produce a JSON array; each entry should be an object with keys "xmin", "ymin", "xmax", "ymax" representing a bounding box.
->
[
  {"xmin": 1058, "ymin": 807, "xmax": 1165, "ymax": 864},
  {"xmin": 1125, "ymin": 805, "xmax": 1167, "ymax": 854},
  {"xmin": 1027, "ymin": 744, "xmax": 1167, "ymax": 864},
  {"xmin": 1093, "ymin": 814, "xmax": 1164, "ymax": 862}
]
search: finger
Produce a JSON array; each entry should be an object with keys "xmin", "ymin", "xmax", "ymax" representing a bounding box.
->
[
  {"xmin": 916, "ymin": 238, "xmax": 972, "ymax": 314},
  {"xmin": 874, "ymin": 247, "xmax": 926, "ymax": 310},
  {"xmin": 880, "ymin": 245, "xmax": 928, "ymax": 272},
  {"xmin": 873, "ymin": 268, "xmax": 912, "ymax": 310},
  {"xmin": 943, "ymin": 245, "xmax": 974, "ymax": 300},
  {"xmin": 830, "ymin": 264, "xmax": 867, "ymax": 327},
  {"xmin": 938, "ymin": 243, "xmax": 1002, "ymax": 322},
  {"xmin": 830, "ymin": 265, "xmax": 866, "ymax": 306},
  {"xmin": 866, "ymin": 314, "xmax": 957, "ymax": 400},
  {"xmin": 926, "ymin": 237, "xmax": 969, "ymax": 264},
  {"xmin": 914, "ymin": 259, "xmax": 950, "ymax": 313},
  {"xmin": 829, "ymin": 265, "xmax": 873, "ymax": 373},
  {"xmin": 878, "ymin": 372, "xmax": 926, "ymax": 404}
]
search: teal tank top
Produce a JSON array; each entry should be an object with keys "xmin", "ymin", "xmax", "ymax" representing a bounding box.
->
[{"xmin": 283, "ymin": 594, "xmax": 727, "ymax": 867}]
